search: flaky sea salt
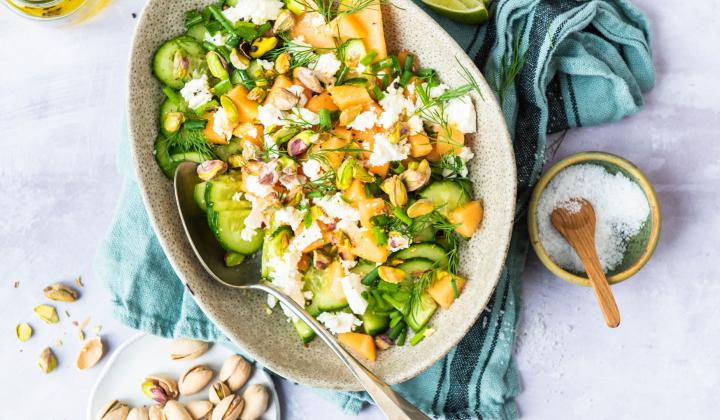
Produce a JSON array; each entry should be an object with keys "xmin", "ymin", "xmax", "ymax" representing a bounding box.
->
[{"xmin": 537, "ymin": 163, "xmax": 650, "ymax": 273}]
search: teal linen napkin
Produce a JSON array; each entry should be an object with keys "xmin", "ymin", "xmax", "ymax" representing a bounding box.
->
[{"xmin": 96, "ymin": 0, "xmax": 653, "ymax": 417}]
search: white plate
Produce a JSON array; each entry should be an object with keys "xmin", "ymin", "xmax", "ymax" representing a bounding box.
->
[{"xmin": 87, "ymin": 333, "xmax": 280, "ymax": 419}]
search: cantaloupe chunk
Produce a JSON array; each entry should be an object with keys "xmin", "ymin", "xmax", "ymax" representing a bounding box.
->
[
  {"xmin": 225, "ymin": 86, "xmax": 259, "ymax": 123},
  {"xmin": 291, "ymin": 12, "xmax": 336, "ymax": 49},
  {"xmin": 264, "ymin": 75, "xmax": 294, "ymax": 107},
  {"xmin": 344, "ymin": 179, "xmax": 368, "ymax": 204},
  {"xmin": 306, "ymin": 92, "xmax": 339, "ymax": 113},
  {"xmin": 447, "ymin": 200, "xmax": 483, "ymax": 238},
  {"xmin": 338, "ymin": 332, "xmax": 376, "ymax": 361},
  {"xmin": 358, "ymin": 198, "xmax": 386, "ymax": 227},
  {"xmin": 310, "ymin": 134, "xmax": 351, "ymax": 169},
  {"xmin": 408, "ymin": 134, "xmax": 433, "ymax": 158},
  {"xmin": 203, "ymin": 114, "xmax": 228, "ymax": 144},
  {"xmin": 329, "ymin": 85, "xmax": 374, "ymax": 111},
  {"xmin": 428, "ymin": 270, "xmax": 466, "ymax": 309},
  {"xmin": 427, "ymin": 124, "xmax": 465, "ymax": 162},
  {"xmin": 232, "ymin": 123, "xmax": 264, "ymax": 148},
  {"xmin": 335, "ymin": 2, "xmax": 387, "ymax": 58},
  {"xmin": 351, "ymin": 229, "xmax": 389, "ymax": 263}
]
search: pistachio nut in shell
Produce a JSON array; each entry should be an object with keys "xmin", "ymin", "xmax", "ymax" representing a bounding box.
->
[
  {"xmin": 148, "ymin": 405, "xmax": 166, "ymax": 420},
  {"xmin": 169, "ymin": 338, "xmax": 210, "ymax": 361},
  {"xmin": 128, "ymin": 407, "xmax": 151, "ymax": 420},
  {"xmin": 185, "ymin": 400, "xmax": 214, "ymax": 420},
  {"xmin": 211, "ymin": 395, "xmax": 244, "ymax": 420},
  {"xmin": 76, "ymin": 336, "xmax": 105, "ymax": 370},
  {"xmin": 406, "ymin": 198, "xmax": 434, "ymax": 218},
  {"xmin": 163, "ymin": 401, "xmax": 193, "ymax": 420},
  {"xmin": 219, "ymin": 355, "xmax": 253, "ymax": 391},
  {"xmin": 240, "ymin": 384, "xmax": 270, "ymax": 420},
  {"xmin": 142, "ymin": 375, "xmax": 179, "ymax": 403},
  {"xmin": 96, "ymin": 400, "xmax": 129, "ymax": 420},
  {"xmin": 34, "ymin": 304, "xmax": 59, "ymax": 324},
  {"xmin": 272, "ymin": 9, "xmax": 294, "ymax": 33},
  {"xmin": 43, "ymin": 282, "xmax": 79, "ymax": 302},
  {"xmin": 381, "ymin": 176, "xmax": 408, "ymax": 207},
  {"xmin": 16, "ymin": 322, "xmax": 33, "ymax": 342},
  {"xmin": 179, "ymin": 364, "xmax": 214, "ymax": 396},
  {"xmin": 293, "ymin": 67, "xmax": 323, "ymax": 93},
  {"xmin": 208, "ymin": 381, "xmax": 231, "ymax": 404},
  {"xmin": 38, "ymin": 347, "xmax": 57, "ymax": 374},
  {"xmin": 197, "ymin": 160, "xmax": 228, "ymax": 181}
]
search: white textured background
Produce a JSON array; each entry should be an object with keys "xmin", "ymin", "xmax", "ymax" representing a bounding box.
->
[{"xmin": 1, "ymin": 0, "xmax": 718, "ymax": 418}]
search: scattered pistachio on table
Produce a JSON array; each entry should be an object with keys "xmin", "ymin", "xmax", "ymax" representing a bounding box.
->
[
  {"xmin": 96, "ymin": 400, "xmax": 130, "ymax": 420},
  {"xmin": 219, "ymin": 355, "xmax": 252, "ymax": 391},
  {"xmin": 179, "ymin": 365, "xmax": 214, "ymax": 396},
  {"xmin": 211, "ymin": 395, "xmax": 244, "ymax": 420},
  {"xmin": 142, "ymin": 375, "xmax": 179, "ymax": 403},
  {"xmin": 16, "ymin": 322, "xmax": 33, "ymax": 342},
  {"xmin": 239, "ymin": 384, "xmax": 269, "ymax": 420},
  {"xmin": 43, "ymin": 282, "xmax": 80, "ymax": 302},
  {"xmin": 148, "ymin": 405, "xmax": 165, "ymax": 420},
  {"xmin": 169, "ymin": 338, "xmax": 210, "ymax": 361},
  {"xmin": 164, "ymin": 400, "xmax": 194, "ymax": 420},
  {"xmin": 208, "ymin": 381, "xmax": 232, "ymax": 405},
  {"xmin": 127, "ymin": 406, "xmax": 150, "ymax": 420},
  {"xmin": 38, "ymin": 347, "xmax": 57, "ymax": 374},
  {"xmin": 185, "ymin": 400, "xmax": 214, "ymax": 420},
  {"xmin": 76, "ymin": 336, "xmax": 105, "ymax": 370},
  {"xmin": 34, "ymin": 304, "xmax": 59, "ymax": 324}
]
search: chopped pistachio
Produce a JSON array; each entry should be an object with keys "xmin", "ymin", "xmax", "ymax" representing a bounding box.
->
[
  {"xmin": 75, "ymin": 276, "xmax": 84, "ymax": 288},
  {"xmin": 16, "ymin": 323, "xmax": 33, "ymax": 342},
  {"xmin": 43, "ymin": 283, "xmax": 79, "ymax": 302},
  {"xmin": 34, "ymin": 304, "xmax": 59, "ymax": 324},
  {"xmin": 38, "ymin": 347, "xmax": 57, "ymax": 374},
  {"xmin": 78, "ymin": 330, "xmax": 85, "ymax": 341}
]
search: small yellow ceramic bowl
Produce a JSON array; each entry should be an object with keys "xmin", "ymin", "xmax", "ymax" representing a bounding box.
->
[{"xmin": 528, "ymin": 152, "xmax": 661, "ymax": 286}]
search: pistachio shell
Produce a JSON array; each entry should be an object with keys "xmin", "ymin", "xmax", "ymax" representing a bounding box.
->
[
  {"xmin": 43, "ymin": 283, "xmax": 79, "ymax": 302},
  {"xmin": 148, "ymin": 405, "xmax": 166, "ymax": 420},
  {"xmin": 229, "ymin": 48, "xmax": 250, "ymax": 70},
  {"xmin": 163, "ymin": 401, "xmax": 193, "ymax": 420},
  {"xmin": 142, "ymin": 375, "xmax": 179, "ymax": 403},
  {"xmin": 219, "ymin": 355, "xmax": 253, "ymax": 391},
  {"xmin": 34, "ymin": 304, "xmax": 59, "ymax": 324},
  {"xmin": 208, "ymin": 381, "xmax": 232, "ymax": 405},
  {"xmin": 185, "ymin": 400, "xmax": 214, "ymax": 420},
  {"xmin": 246, "ymin": 87, "xmax": 267, "ymax": 102},
  {"xmin": 381, "ymin": 176, "xmax": 408, "ymax": 207},
  {"xmin": 96, "ymin": 400, "xmax": 129, "ymax": 420},
  {"xmin": 239, "ymin": 384, "xmax": 270, "ymax": 420},
  {"xmin": 211, "ymin": 395, "xmax": 244, "ymax": 420},
  {"xmin": 169, "ymin": 338, "xmax": 210, "ymax": 361},
  {"xmin": 272, "ymin": 10, "xmax": 294, "ymax": 33},
  {"xmin": 76, "ymin": 336, "xmax": 105, "ymax": 370},
  {"xmin": 269, "ymin": 88, "xmax": 300, "ymax": 111},
  {"xmin": 207, "ymin": 51, "xmax": 229, "ymax": 80},
  {"xmin": 128, "ymin": 407, "xmax": 151, "ymax": 420},
  {"xmin": 38, "ymin": 347, "xmax": 57, "ymax": 374},
  {"xmin": 179, "ymin": 364, "xmax": 214, "ymax": 396},
  {"xmin": 16, "ymin": 322, "xmax": 33, "ymax": 342},
  {"xmin": 220, "ymin": 96, "xmax": 240, "ymax": 124},
  {"xmin": 163, "ymin": 112, "xmax": 184, "ymax": 134},
  {"xmin": 294, "ymin": 67, "xmax": 323, "ymax": 93},
  {"xmin": 197, "ymin": 160, "xmax": 228, "ymax": 181}
]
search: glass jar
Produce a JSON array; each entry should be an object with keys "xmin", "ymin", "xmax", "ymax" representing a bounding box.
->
[{"xmin": 3, "ymin": 0, "xmax": 111, "ymax": 22}]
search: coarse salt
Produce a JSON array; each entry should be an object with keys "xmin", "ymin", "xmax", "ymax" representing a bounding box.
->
[{"xmin": 536, "ymin": 163, "xmax": 650, "ymax": 273}]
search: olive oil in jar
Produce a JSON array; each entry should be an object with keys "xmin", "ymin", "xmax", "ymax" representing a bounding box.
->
[{"xmin": 3, "ymin": 0, "xmax": 111, "ymax": 22}]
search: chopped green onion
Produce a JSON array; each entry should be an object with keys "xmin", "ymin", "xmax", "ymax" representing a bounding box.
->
[
  {"xmin": 396, "ymin": 329, "xmax": 407, "ymax": 346},
  {"xmin": 371, "ymin": 86, "xmax": 384, "ymax": 101},
  {"xmin": 205, "ymin": 21, "xmax": 223, "ymax": 34},
  {"xmin": 390, "ymin": 55, "xmax": 401, "ymax": 76},
  {"xmin": 225, "ymin": 34, "xmax": 240, "ymax": 48},
  {"xmin": 389, "ymin": 315, "xmax": 403, "ymax": 329},
  {"xmin": 231, "ymin": 69, "xmax": 254, "ymax": 89},
  {"xmin": 336, "ymin": 64, "xmax": 348, "ymax": 85},
  {"xmin": 410, "ymin": 326, "xmax": 428, "ymax": 346},
  {"xmin": 342, "ymin": 77, "xmax": 368, "ymax": 86},
  {"xmin": 212, "ymin": 79, "xmax": 233, "ymax": 96},
  {"xmin": 207, "ymin": 5, "xmax": 235, "ymax": 33},
  {"xmin": 185, "ymin": 11, "xmax": 203, "ymax": 28},
  {"xmin": 399, "ymin": 69, "xmax": 413, "ymax": 87},
  {"xmin": 370, "ymin": 57, "xmax": 394, "ymax": 72},
  {"xmin": 417, "ymin": 68, "xmax": 435, "ymax": 78},
  {"xmin": 162, "ymin": 86, "xmax": 183, "ymax": 107},
  {"xmin": 202, "ymin": 41, "xmax": 217, "ymax": 51},
  {"xmin": 451, "ymin": 276, "xmax": 458, "ymax": 299},
  {"xmin": 360, "ymin": 50, "xmax": 377, "ymax": 66},
  {"xmin": 370, "ymin": 214, "xmax": 390, "ymax": 226},
  {"xmin": 388, "ymin": 323, "xmax": 406, "ymax": 339},
  {"xmin": 184, "ymin": 119, "xmax": 206, "ymax": 130},
  {"xmin": 392, "ymin": 161, "xmax": 405, "ymax": 174},
  {"xmin": 361, "ymin": 267, "xmax": 379, "ymax": 286},
  {"xmin": 403, "ymin": 54, "xmax": 415, "ymax": 72},
  {"xmin": 215, "ymin": 46, "xmax": 231, "ymax": 63},
  {"xmin": 194, "ymin": 99, "xmax": 219, "ymax": 115},
  {"xmin": 303, "ymin": 210, "xmax": 312, "ymax": 228},
  {"xmin": 318, "ymin": 109, "xmax": 332, "ymax": 131},
  {"xmin": 392, "ymin": 207, "xmax": 412, "ymax": 226},
  {"xmin": 389, "ymin": 311, "xmax": 402, "ymax": 319},
  {"xmin": 372, "ymin": 226, "xmax": 387, "ymax": 246}
]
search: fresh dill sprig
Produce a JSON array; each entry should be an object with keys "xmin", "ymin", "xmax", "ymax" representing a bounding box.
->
[
  {"xmin": 494, "ymin": 29, "xmax": 528, "ymax": 105},
  {"xmin": 431, "ymin": 153, "xmax": 468, "ymax": 179},
  {"xmin": 165, "ymin": 127, "xmax": 215, "ymax": 157},
  {"xmin": 455, "ymin": 57, "xmax": 484, "ymax": 101},
  {"xmin": 304, "ymin": 169, "xmax": 337, "ymax": 196},
  {"xmin": 267, "ymin": 34, "xmax": 330, "ymax": 69},
  {"xmin": 301, "ymin": 0, "xmax": 391, "ymax": 24}
]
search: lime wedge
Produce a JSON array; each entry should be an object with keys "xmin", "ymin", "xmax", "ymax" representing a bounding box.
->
[{"xmin": 421, "ymin": 0, "xmax": 489, "ymax": 24}]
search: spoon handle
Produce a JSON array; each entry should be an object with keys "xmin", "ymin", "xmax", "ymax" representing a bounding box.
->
[
  {"xmin": 571, "ymin": 230, "xmax": 621, "ymax": 328},
  {"xmin": 252, "ymin": 284, "xmax": 430, "ymax": 420}
]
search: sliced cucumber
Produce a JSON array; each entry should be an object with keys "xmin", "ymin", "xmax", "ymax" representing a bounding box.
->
[
  {"xmin": 292, "ymin": 318, "xmax": 316, "ymax": 344},
  {"xmin": 204, "ymin": 175, "xmax": 251, "ymax": 211},
  {"xmin": 186, "ymin": 23, "xmax": 208, "ymax": 42},
  {"xmin": 362, "ymin": 311, "xmax": 389, "ymax": 336},
  {"xmin": 194, "ymin": 182, "xmax": 208, "ymax": 212},
  {"xmin": 394, "ymin": 244, "xmax": 448, "ymax": 268},
  {"xmin": 304, "ymin": 268, "xmax": 348, "ymax": 312},
  {"xmin": 224, "ymin": 252, "xmax": 245, "ymax": 267},
  {"xmin": 412, "ymin": 223, "xmax": 436, "ymax": 242},
  {"xmin": 207, "ymin": 208, "xmax": 264, "ymax": 254},
  {"xmin": 419, "ymin": 180, "xmax": 471, "ymax": 216},
  {"xmin": 212, "ymin": 138, "xmax": 244, "ymax": 161},
  {"xmin": 246, "ymin": 59, "xmax": 264, "ymax": 79},
  {"xmin": 153, "ymin": 135, "xmax": 176, "ymax": 178},
  {"xmin": 406, "ymin": 291, "xmax": 438, "ymax": 332},
  {"xmin": 396, "ymin": 258, "xmax": 435, "ymax": 280},
  {"xmin": 261, "ymin": 227, "xmax": 292, "ymax": 278},
  {"xmin": 350, "ymin": 260, "xmax": 376, "ymax": 278},
  {"xmin": 342, "ymin": 39, "xmax": 367, "ymax": 67},
  {"xmin": 160, "ymin": 98, "xmax": 183, "ymax": 135},
  {"xmin": 153, "ymin": 36, "xmax": 207, "ymax": 89}
]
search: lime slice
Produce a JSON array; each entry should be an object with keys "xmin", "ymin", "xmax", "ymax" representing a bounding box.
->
[{"xmin": 421, "ymin": 0, "xmax": 489, "ymax": 24}]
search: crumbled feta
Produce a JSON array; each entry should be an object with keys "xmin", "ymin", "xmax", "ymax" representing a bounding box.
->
[
  {"xmin": 387, "ymin": 232, "xmax": 411, "ymax": 252},
  {"xmin": 336, "ymin": 218, "xmax": 364, "ymax": 238},
  {"xmin": 291, "ymin": 222, "xmax": 323, "ymax": 251},
  {"xmin": 267, "ymin": 249, "xmax": 305, "ymax": 310},
  {"xmin": 257, "ymin": 59, "xmax": 274, "ymax": 70},
  {"xmin": 286, "ymin": 85, "xmax": 308, "ymax": 107},
  {"xmin": 286, "ymin": 108, "xmax": 319, "ymax": 126},
  {"xmin": 302, "ymin": 159, "xmax": 326, "ymax": 181},
  {"xmin": 231, "ymin": 192, "xmax": 243, "ymax": 202},
  {"xmin": 429, "ymin": 83, "xmax": 449, "ymax": 98},
  {"xmin": 378, "ymin": 88, "xmax": 415, "ymax": 129},
  {"xmin": 368, "ymin": 133, "xmax": 409, "ymax": 166},
  {"xmin": 246, "ymin": 126, "xmax": 258, "ymax": 138},
  {"xmin": 257, "ymin": 103, "xmax": 285, "ymax": 128},
  {"xmin": 275, "ymin": 206, "xmax": 305, "ymax": 231},
  {"xmin": 340, "ymin": 273, "xmax": 368, "ymax": 315},
  {"xmin": 445, "ymin": 96, "xmax": 477, "ymax": 134},
  {"xmin": 241, "ymin": 195, "xmax": 268, "ymax": 241},
  {"xmin": 267, "ymin": 294, "xmax": 277, "ymax": 308},
  {"xmin": 245, "ymin": 175, "xmax": 275, "ymax": 198},
  {"xmin": 348, "ymin": 110, "xmax": 378, "ymax": 131},
  {"xmin": 180, "ymin": 75, "xmax": 212, "ymax": 110},
  {"xmin": 313, "ymin": 53, "xmax": 342, "ymax": 83},
  {"xmin": 303, "ymin": 290, "xmax": 314, "ymax": 300},
  {"xmin": 204, "ymin": 32, "xmax": 226, "ymax": 46},
  {"xmin": 458, "ymin": 146, "xmax": 474, "ymax": 162},
  {"xmin": 407, "ymin": 115, "xmax": 424, "ymax": 135},
  {"xmin": 222, "ymin": 0, "xmax": 283, "ymax": 24},
  {"xmin": 340, "ymin": 258, "xmax": 358, "ymax": 275},
  {"xmin": 317, "ymin": 312, "xmax": 361, "ymax": 335},
  {"xmin": 314, "ymin": 193, "xmax": 360, "ymax": 221},
  {"xmin": 442, "ymin": 147, "xmax": 474, "ymax": 178},
  {"xmin": 212, "ymin": 107, "xmax": 234, "ymax": 141}
]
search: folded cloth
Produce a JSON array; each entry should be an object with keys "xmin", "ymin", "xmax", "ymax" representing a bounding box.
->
[{"xmin": 96, "ymin": 0, "xmax": 653, "ymax": 417}]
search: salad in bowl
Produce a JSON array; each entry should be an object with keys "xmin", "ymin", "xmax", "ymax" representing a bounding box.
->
[{"xmin": 151, "ymin": 0, "xmax": 485, "ymax": 361}]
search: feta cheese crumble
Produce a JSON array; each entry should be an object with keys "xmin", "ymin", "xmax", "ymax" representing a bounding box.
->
[
  {"xmin": 241, "ymin": 195, "xmax": 268, "ymax": 241},
  {"xmin": 445, "ymin": 96, "xmax": 477, "ymax": 134},
  {"xmin": 275, "ymin": 206, "xmax": 305, "ymax": 231},
  {"xmin": 291, "ymin": 222, "xmax": 323, "ymax": 251},
  {"xmin": 204, "ymin": 32, "xmax": 226, "ymax": 46},
  {"xmin": 180, "ymin": 75, "xmax": 212, "ymax": 110},
  {"xmin": 257, "ymin": 59, "xmax": 274, "ymax": 71},
  {"xmin": 340, "ymin": 274, "xmax": 368, "ymax": 315},
  {"xmin": 348, "ymin": 110, "xmax": 378, "ymax": 131},
  {"xmin": 302, "ymin": 159, "xmax": 326, "ymax": 181},
  {"xmin": 286, "ymin": 85, "xmax": 308, "ymax": 107},
  {"xmin": 212, "ymin": 107, "xmax": 234, "ymax": 141},
  {"xmin": 222, "ymin": 0, "xmax": 283, "ymax": 24},
  {"xmin": 314, "ymin": 193, "xmax": 360, "ymax": 221},
  {"xmin": 257, "ymin": 103, "xmax": 285, "ymax": 128},
  {"xmin": 317, "ymin": 312, "xmax": 361, "ymax": 335},
  {"xmin": 313, "ymin": 53, "xmax": 342, "ymax": 83},
  {"xmin": 368, "ymin": 133, "xmax": 409, "ymax": 166},
  {"xmin": 378, "ymin": 88, "xmax": 415, "ymax": 129}
]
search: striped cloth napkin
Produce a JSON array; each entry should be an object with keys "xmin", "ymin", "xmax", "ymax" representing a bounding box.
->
[{"xmin": 96, "ymin": 0, "xmax": 653, "ymax": 417}]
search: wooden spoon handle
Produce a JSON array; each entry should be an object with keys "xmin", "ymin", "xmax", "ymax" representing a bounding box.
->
[{"xmin": 573, "ymin": 230, "xmax": 621, "ymax": 328}]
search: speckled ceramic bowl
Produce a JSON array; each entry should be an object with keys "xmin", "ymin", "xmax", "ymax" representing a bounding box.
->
[{"xmin": 128, "ymin": 0, "xmax": 516, "ymax": 389}]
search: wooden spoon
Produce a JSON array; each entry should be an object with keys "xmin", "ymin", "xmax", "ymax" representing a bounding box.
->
[{"xmin": 551, "ymin": 198, "xmax": 621, "ymax": 328}]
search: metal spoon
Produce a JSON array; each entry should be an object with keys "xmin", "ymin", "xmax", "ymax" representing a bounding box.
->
[
  {"xmin": 174, "ymin": 162, "xmax": 430, "ymax": 420},
  {"xmin": 551, "ymin": 198, "xmax": 621, "ymax": 328}
]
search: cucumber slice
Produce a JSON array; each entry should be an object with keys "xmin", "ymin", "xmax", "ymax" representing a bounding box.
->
[
  {"xmin": 153, "ymin": 135, "xmax": 177, "ymax": 178},
  {"xmin": 396, "ymin": 258, "xmax": 435, "ymax": 279},
  {"xmin": 160, "ymin": 98, "xmax": 183, "ymax": 135},
  {"xmin": 304, "ymin": 268, "xmax": 348, "ymax": 312},
  {"xmin": 246, "ymin": 60, "xmax": 264, "ymax": 79},
  {"xmin": 412, "ymin": 223, "xmax": 436, "ymax": 242},
  {"xmin": 224, "ymin": 251, "xmax": 245, "ymax": 267},
  {"xmin": 262, "ymin": 227, "xmax": 292, "ymax": 278},
  {"xmin": 292, "ymin": 318, "xmax": 316, "ymax": 344},
  {"xmin": 350, "ymin": 260, "xmax": 376, "ymax": 277},
  {"xmin": 406, "ymin": 291, "xmax": 438, "ymax": 332},
  {"xmin": 186, "ymin": 23, "xmax": 208, "ymax": 41},
  {"xmin": 394, "ymin": 244, "xmax": 448, "ymax": 268},
  {"xmin": 419, "ymin": 180, "xmax": 471, "ymax": 216},
  {"xmin": 212, "ymin": 138, "xmax": 244, "ymax": 161},
  {"xmin": 205, "ymin": 175, "xmax": 251, "ymax": 211},
  {"xmin": 153, "ymin": 36, "xmax": 207, "ymax": 89},
  {"xmin": 194, "ymin": 182, "xmax": 208, "ymax": 212},
  {"xmin": 207, "ymin": 208, "xmax": 264, "ymax": 254},
  {"xmin": 342, "ymin": 39, "xmax": 367, "ymax": 67},
  {"xmin": 362, "ymin": 311, "xmax": 389, "ymax": 336}
]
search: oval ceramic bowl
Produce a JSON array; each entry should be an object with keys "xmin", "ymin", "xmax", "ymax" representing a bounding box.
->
[
  {"xmin": 528, "ymin": 152, "xmax": 661, "ymax": 286},
  {"xmin": 128, "ymin": 0, "xmax": 516, "ymax": 389}
]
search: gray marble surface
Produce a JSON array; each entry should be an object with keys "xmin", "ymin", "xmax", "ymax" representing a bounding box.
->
[{"xmin": 1, "ymin": 0, "xmax": 718, "ymax": 418}]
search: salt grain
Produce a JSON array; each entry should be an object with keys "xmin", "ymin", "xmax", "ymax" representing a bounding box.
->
[{"xmin": 537, "ymin": 163, "xmax": 650, "ymax": 273}]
